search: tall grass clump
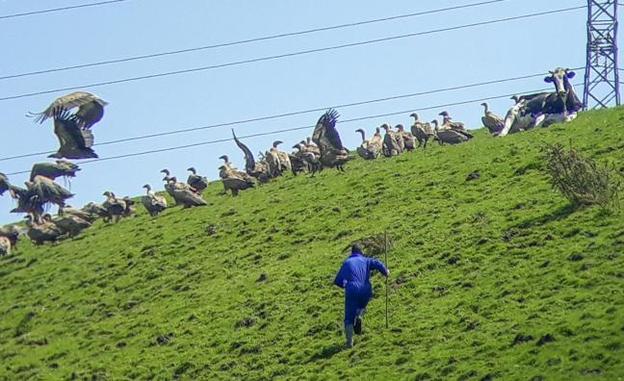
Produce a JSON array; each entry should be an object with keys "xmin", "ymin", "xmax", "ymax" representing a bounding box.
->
[{"xmin": 543, "ymin": 143, "xmax": 622, "ymax": 212}]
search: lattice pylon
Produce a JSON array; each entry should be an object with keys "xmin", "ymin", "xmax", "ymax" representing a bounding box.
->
[{"xmin": 583, "ymin": 0, "xmax": 620, "ymax": 109}]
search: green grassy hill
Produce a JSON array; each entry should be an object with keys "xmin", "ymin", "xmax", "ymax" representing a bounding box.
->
[{"xmin": 1, "ymin": 108, "xmax": 624, "ymax": 381}]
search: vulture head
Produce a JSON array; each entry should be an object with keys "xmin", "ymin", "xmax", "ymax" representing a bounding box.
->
[
  {"xmin": 375, "ymin": 127, "xmax": 381, "ymax": 135},
  {"xmin": 143, "ymin": 184, "xmax": 152, "ymax": 191},
  {"xmin": 219, "ymin": 155, "xmax": 229, "ymax": 163},
  {"xmin": 430, "ymin": 120, "xmax": 439, "ymax": 130},
  {"xmin": 187, "ymin": 167, "xmax": 197, "ymax": 174},
  {"xmin": 439, "ymin": 111, "xmax": 450, "ymax": 118},
  {"xmin": 380, "ymin": 123, "xmax": 391, "ymax": 132},
  {"xmin": 272, "ymin": 141, "xmax": 283, "ymax": 149},
  {"xmin": 160, "ymin": 169, "xmax": 170, "ymax": 176},
  {"xmin": 103, "ymin": 191, "xmax": 113, "ymax": 198},
  {"xmin": 409, "ymin": 113, "xmax": 419, "ymax": 120},
  {"xmin": 396, "ymin": 124, "xmax": 405, "ymax": 132}
]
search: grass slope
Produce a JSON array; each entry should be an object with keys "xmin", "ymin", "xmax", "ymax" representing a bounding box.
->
[{"xmin": 1, "ymin": 108, "xmax": 624, "ymax": 381}]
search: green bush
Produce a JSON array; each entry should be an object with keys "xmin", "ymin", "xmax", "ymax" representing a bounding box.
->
[{"xmin": 543, "ymin": 143, "xmax": 621, "ymax": 211}]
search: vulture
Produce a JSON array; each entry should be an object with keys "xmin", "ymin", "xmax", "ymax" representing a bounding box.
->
[
  {"xmin": 163, "ymin": 176, "xmax": 207, "ymax": 207},
  {"xmin": 8, "ymin": 176, "xmax": 74, "ymax": 223},
  {"xmin": 102, "ymin": 191, "xmax": 127, "ymax": 222},
  {"xmin": 0, "ymin": 236, "xmax": 11, "ymax": 256},
  {"xmin": 305, "ymin": 137, "xmax": 321, "ymax": 156},
  {"xmin": 291, "ymin": 143, "xmax": 321, "ymax": 175},
  {"xmin": 81, "ymin": 202, "xmax": 108, "ymax": 221},
  {"xmin": 272, "ymin": 141, "xmax": 292, "ymax": 175},
  {"xmin": 431, "ymin": 120, "xmax": 471, "ymax": 145},
  {"xmin": 49, "ymin": 111, "xmax": 98, "ymax": 159},
  {"xmin": 355, "ymin": 129, "xmax": 381, "ymax": 160},
  {"xmin": 59, "ymin": 205, "xmax": 98, "ymax": 223},
  {"xmin": 24, "ymin": 215, "xmax": 63, "ymax": 245},
  {"xmin": 122, "ymin": 196, "xmax": 136, "ymax": 217},
  {"xmin": 438, "ymin": 111, "xmax": 467, "ymax": 131},
  {"xmin": 0, "ymin": 172, "xmax": 9, "ymax": 196},
  {"xmin": 30, "ymin": 160, "xmax": 80, "ymax": 181},
  {"xmin": 29, "ymin": 91, "xmax": 108, "ymax": 129},
  {"xmin": 232, "ymin": 131, "xmax": 269, "ymax": 183},
  {"xmin": 381, "ymin": 124, "xmax": 400, "ymax": 157},
  {"xmin": 312, "ymin": 109, "xmax": 350, "ymax": 171},
  {"xmin": 51, "ymin": 212, "xmax": 91, "ymax": 237},
  {"xmin": 186, "ymin": 167, "xmax": 208, "ymax": 193},
  {"xmin": 141, "ymin": 184, "xmax": 168, "ymax": 217},
  {"xmin": 410, "ymin": 113, "xmax": 434, "ymax": 149},
  {"xmin": 0, "ymin": 225, "xmax": 20, "ymax": 253},
  {"xmin": 480, "ymin": 102, "xmax": 505, "ymax": 135},
  {"xmin": 395, "ymin": 124, "xmax": 416, "ymax": 151},
  {"xmin": 265, "ymin": 143, "xmax": 283, "ymax": 178}
]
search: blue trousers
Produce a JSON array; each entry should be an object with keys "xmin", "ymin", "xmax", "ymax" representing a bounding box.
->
[{"xmin": 344, "ymin": 282, "xmax": 372, "ymax": 325}]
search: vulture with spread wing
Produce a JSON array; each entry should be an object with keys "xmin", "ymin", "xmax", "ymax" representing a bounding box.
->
[
  {"xmin": 232, "ymin": 130, "xmax": 271, "ymax": 183},
  {"xmin": 30, "ymin": 160, "xmax": 80, "ymax": 181},
  {"xmin": 49, "ymin": 112, "xmax": 98, "ymax": 159},
  {"xmin": 29, "ymin": 91, "xmax": 108, "ymax": 129},
  {"xmin": 312, "ymin": 109, "xmax": 350, "ymax": 171}
]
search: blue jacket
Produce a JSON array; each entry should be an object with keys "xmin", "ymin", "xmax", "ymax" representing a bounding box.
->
[{"xmin": 334, "ymin": 251, "xmax": 388, "ymax": 293}]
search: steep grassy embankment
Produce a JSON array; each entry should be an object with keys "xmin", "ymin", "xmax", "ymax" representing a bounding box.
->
[{"xmin": 1, "ymin": 108, "xmax": 624, "ymax": 381}]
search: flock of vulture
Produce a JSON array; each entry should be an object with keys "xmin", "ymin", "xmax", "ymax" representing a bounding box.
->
[{"xmin": 0, "ymin": 67, "xmax": 582, "ymax": 255}]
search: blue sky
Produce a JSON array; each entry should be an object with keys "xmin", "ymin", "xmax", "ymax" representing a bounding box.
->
[{"xmin": 0, "ymin": 0, "xmax": 616, "ymax": 224}]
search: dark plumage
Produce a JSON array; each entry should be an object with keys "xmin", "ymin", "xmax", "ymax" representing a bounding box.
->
[
  {"xmin": 186, "ymin": 167, "xmax": 208, "ymax": 193},
  {"xmin": 312, "ymin": 109, "xmax": 349, "ymax": 171},
  {"xmin": 30, "ymin": 160, "xmax": 80, "ymax": 181},
  {"xmin": 0, "ymin": 172, "xmax": 9, "ymax": 196},
  {"xmin": 49, "ymin": 112, "xmax": 98, "ymax": 159}
]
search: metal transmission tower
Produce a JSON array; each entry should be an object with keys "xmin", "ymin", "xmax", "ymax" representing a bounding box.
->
[{"xmin": 583, "ymin": 0, "xmax": 620, "ymax": 109}]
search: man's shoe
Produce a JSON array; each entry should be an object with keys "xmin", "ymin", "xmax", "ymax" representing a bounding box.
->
[
  {"xmin": 345, "ymin": 324, "xmax": 354, "ymax": 348},
  {"xmin": 354, "ymin": 317, "xmax": 363, "ymax": 335}
]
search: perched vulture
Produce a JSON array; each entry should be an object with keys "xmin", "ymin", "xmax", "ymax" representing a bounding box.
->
[
  {"xmin": 141, "ymin": 184, "xmax": 168, "ymax": 217},
  {"xmin": 291, "ymin": 144, "xmax": 321, "ymax": 175},
  {"xmin": 24, "ymin": 215, "xmax": 63, "ymax": 245},
  {"xmin": 0, "ymin": 225, "xmax": 20, "ymax": 252},
  {"xmin": 355, "ymin": 129, "xmax": 380, "ymax": 160},
  {"xmin": 163, "ymin": 177, "xmax": 207, "ymax": 207},
  {"xmin": 51, "ymin": 213, "xmax": 91, "ymax": 237},
  {"xmin": 438, "ymin": 111, "xmax": 466, "ymax": 131},
  {"xmin": 29, "ymin": 91, "xmax": 108, "ymax": 129},
  {"xmin": 49, "ymin": 112, "xmax": 98, "ymax": 159},
  {"xmin": 312, "ymin": 109, "xmax": 350, "ymax": 171},
  {"xmin": 122, "ymin": 196, "xmax": 136, "ymax": 217},
  {"xmin": 59, "ymin": 205, "xmax": 98, "ymax": 223},
  {"xmin": 431, "ymin": 120, "xmax": 471, "ymax": 145},
  {"xmin": 30, "ymin": 160, "xmax": 80, "ymax": 181},
  {"xmin": 102, "ymin": 191, "xmax": 127, "ymax": 223},
  {"xmin": 381, "ymin": 124, "xmax": 400, "ymax": 157},
  {"xmin": 410, "ymin": 113, "xmax": 434, "ymax": 149},
  {"xmin": 0, "ymin": 236, "xmax": 11, "ymax": 256},
  {"xmin": 395, "ymin": 124, "xmax": 416, "ymax": 151},
  {"xmin": 480, "ymin": 103, "xmax": 504, "ymax": 135},
  {"xmin": 186, "ymin": 167, "xmax": 208, "ymax": 193}
]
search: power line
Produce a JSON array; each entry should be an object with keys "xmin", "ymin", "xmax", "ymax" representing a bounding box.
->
[
  {"xmin": 0, "ymin": 68, "xmax": 583, "ymax": 163},
  {"xmin": 0, "ymin": 0, "xmax": 506, "ymax": 81},
  {"xmin": 0, "ymin": 0, "xmax": 130, "ymax": 20},
  {"xmin": 3, "ymin": 86, "xmax": 557, "ymax": 176},
  {"xmin": 0, "ymin": 5, "xmax": 586, "ymax": 102}
]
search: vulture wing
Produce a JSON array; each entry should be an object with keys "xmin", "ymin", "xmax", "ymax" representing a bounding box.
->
[
  {"xmin": 312, "ymin": 109, "xmax": 343, "ymax": 151},
  {"xmin": 50, "ymin": 113, "xmax": 98, "ymax": 159},
  {"xmin": 29, "ymin": 176, "xmax": 74, "ymax": 205},
  {"xmin": 29, "ymin": 92, "xmax": 107, "ymax": 125},
  {"xmin": 232, "ymin": 129, "xmax": 256, "ymax": 174},
  {"xmin": 30, "ymin": 161, "xmax": 80, "ymax": 181}
]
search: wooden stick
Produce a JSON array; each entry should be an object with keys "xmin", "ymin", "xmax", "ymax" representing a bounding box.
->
[{"xmin": 384, "ymin": 230, "xmax": 389, "ymax": 329}]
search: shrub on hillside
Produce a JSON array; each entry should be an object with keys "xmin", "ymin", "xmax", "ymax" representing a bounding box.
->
[{"xmin": 543, "ymin": 143, "xmax": 621, "ymax": 211}]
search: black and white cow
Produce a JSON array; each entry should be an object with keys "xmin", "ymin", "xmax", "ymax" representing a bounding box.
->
[{"xmin": 499, "ymin": 68, "xmax": 582, "ymax": 136}]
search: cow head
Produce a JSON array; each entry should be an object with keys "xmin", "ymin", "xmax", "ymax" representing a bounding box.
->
[{"xmin": 544, "ymin": 67, "xmax": 568, "ymax": 95}]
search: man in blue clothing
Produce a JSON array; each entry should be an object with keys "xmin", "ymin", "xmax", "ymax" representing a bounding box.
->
[{"xmin": 334, "ymin": 244, "xmax": 389, "ymax": 348}]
